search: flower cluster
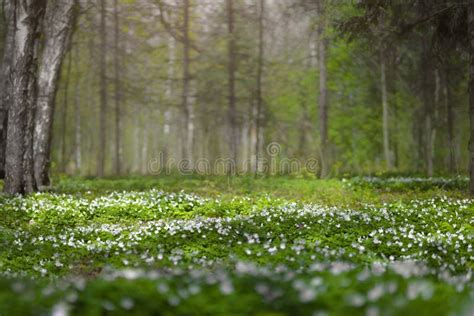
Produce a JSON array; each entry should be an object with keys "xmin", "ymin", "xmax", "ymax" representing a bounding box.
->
[{"xmin": 0, "ymin": 188, "xmax": 472, "ymax": 314}]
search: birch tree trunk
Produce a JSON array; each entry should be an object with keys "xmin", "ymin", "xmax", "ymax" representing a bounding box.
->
[
  {"xmin": 4, "ymin": 0, "xmax": 46, "ymax": 194},
  {"xmin": 33, "ymin": 0, "xmax": 76, "ymax": 188}
]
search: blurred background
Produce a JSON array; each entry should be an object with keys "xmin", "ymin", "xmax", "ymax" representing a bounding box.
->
[{"xmin": 3, "ymin": 0, "xmax": 467, "ymax": 177}]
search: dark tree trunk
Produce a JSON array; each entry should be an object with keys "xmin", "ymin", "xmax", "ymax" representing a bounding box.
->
[
  {"xmin": 0, "ymin": 3, "xmax": 14, "ymax": 180},
  {"xmin": 23, "ymin": 32, "xmax": 41, "ymax": 193},
  {"xmin": 379, "ymin": 13, "xmax": 392, "ymax": 171},
  {"xmin": 33, "ymin": 0, "xmax": 76, "ymax": 188},
  {"xmin": 316, "ymin": 0, "xmax": 329, "ymax": 178},
  {"xmin": 227, "ymin": 0, "xmax": 238, "ymax": 165},
  {"xmin": 113, "ymin": 0, "xmax": 122, "ymax": 175},
  {"xmin": 468, "ymin": 3, "xmax": 474, "ymax": 194},
  {"xmin": 444, "ymin": 66, "xmax": 456, "ymax": 173},
  {"xmin": 97, "ymin": 0, "xmax": 108, "ymax": 177},
  {"xmin": 421, "ymin": 38, "xmax": 434, "ymax": 177},
  {"xmin": 4, "ymin": 0, "xmax": 46, "ymax": 195}
]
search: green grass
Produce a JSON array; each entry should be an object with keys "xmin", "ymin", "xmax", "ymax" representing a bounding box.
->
[
  {"xmin": 0, "ymin": 176, "xmax": 472, "ymax": 315},
  {"xmin": 52, "ymin": 174, "xmax": 470, "ymax": 204}
]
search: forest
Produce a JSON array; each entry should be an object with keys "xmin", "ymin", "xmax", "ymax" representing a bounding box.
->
[{"xmin": 0, "ymin": 0, "xmax": 473, "ymax": 315}]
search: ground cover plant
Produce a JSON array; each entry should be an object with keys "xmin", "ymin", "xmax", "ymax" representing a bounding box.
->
[
  {"xmin": 2, "ymin": 0, "xmax": 474, "ymax": 315},
  {"xmin": 0, "ymin": 176, "xmax": 472, "ymax": 315}
]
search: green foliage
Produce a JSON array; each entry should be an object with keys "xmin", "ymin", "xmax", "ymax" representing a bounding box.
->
[
  {"xmin": 0, "ymin": 176, "xmax": 472, "ymax": 315},
  {"xmin": 348, "ymin": 176, "xmax": 469, "ymax": 192}
]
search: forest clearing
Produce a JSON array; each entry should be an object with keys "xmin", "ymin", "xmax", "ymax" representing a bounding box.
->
[
  {"xmin": 1, "ymin": 0, "xmax": 474, "ymax": 315},
  {"xmin": 1, "ymin": 176, "xmax": 473, "ymax": 315}
]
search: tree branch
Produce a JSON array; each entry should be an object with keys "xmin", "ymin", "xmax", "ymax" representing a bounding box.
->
[{"xmin": 155, "ymin": 0, "xmax": 201, "ymax": 53}]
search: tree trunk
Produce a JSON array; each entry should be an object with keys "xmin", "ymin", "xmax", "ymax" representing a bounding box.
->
[
  {"xmin": 413, "ymin": 106, "xmax": 424, "ymax": 171},
  {"xmin": 85, "ymin": 0, "xmax": 95, "ymax": 175},
  {"xmin": 163, "ymin": 35, "xmax": 175, "ymax": 162},
  {"xmin": 4, "ymin": 0, "xmax": 46, "ymax": 195},
  {"xmin": 380, "ymin": 50, "xmax": 392, "ymax": 170},
  {"xmin": 430, "ymin": 68, "xmax": 440, "ymax": 176},
  {"xmin": 33, "ymin": 0, "xmax": 75, "ymax": 188},
  {"xmin": 182, "ymin": 0, "xmax": 194, "ymax": 164},
  {"xmin": 444, "ymin": 66, "xmax": 456, "ymax": 173},
  {"xmin": 23, "ymin": 31, "xmax": 42, "ymax": 193},
  {"xmin": 141, "ymin": 112, "xmax": 149, "ymax": 175},
  {"xmin": 97, "ymin": 0, "xmax": 107, "ymax": 177},
  {"xmin": 254, "ymin": 0, "xmax": 265, "ymax": 174},
  {"xmin": 241, "ymin": 110, "xmax": 250, "ymax": 171},
  {"xmin": 113, "ymin": 0, "xmax": 122, "ymax": 175},
  {"xmin": 227, "ymin": 0, "xmax": 238, "ymax": 165},
  {"xmin": 421, "ymin": 38, "xmax": 434, "ymax": 177},
  {"xmin": 425, "ymin": 100, "xmax": 433, "ymax": 177},
  {"xmin": 0, "ymin": 3, "xmax": 14, "ymax": 180},
  {"xmin": 250, "ymin": 101, "xmax": 257, "ymax": 171},
  {"xmin": 74, "ymin": 44, "xmax": 82, "ymax": 174},
  {"xmin": 316, "ymin": 1, "xmax": 329, "ymax": 178},
  {"xmin": 298, "ymin": 100, "xmax": 311, "ymax": 158},
  {"xmin": 60, "ymin": 52, "xmax": 72, "ymax": 173},
  {"xmin": 468, "ymin": 3, "xmax": 474, "ymax": 194},
  {"xmin": 133, "ymin": 103, "xmax": 141, "ymax": 173}
]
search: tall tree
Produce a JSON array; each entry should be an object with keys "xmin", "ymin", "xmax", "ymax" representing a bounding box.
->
[
  {"xmin": 97, "ymin": 0, "xmax": 108, "ymax": 177},
  {"xmin": 316, "ymin": 0, "xmax": 329, "ymax": 178},
  {"xmin": 60, "ymin": 51, "xmax": 73, "ymax": 172},
  {"xmin": 227, "ymin": 0, "xmax": 238, "ymax": 165},
  {"xmin": 421, "ymin": 36, "xmax": 435, "ymax": 177},
  {"xmin": 156, "ymin": 0, "xmax": 199, "ymax": 165},
  {"xmin": 113, "ymin": 0, "xmax": 123, "ymax": 175},
  {"xmin": 379, "ymin": 13, "xmax": 393, "ymax": 170},
  {"xmin": 469, "ymin": 2, "xmax": 474, "ymax": 194},
  {"xmin": 33, "ymin": 0, "xmax": 76, "ymax": 188},
  {"xmin": 182, "ymin": 0, "xmax": 194, "ymax": 164},
  {"xmin": 253, "ymin": 0, "xmax": 265, "ymax": 174},
  {"xmin": 4, "ymin": 0, "xmax": 46, "ymax": 194},
  {"xmin": 443, "ymin": 65, "xmax": 456, "ymax": 173},
  {"xmin": 380, "ymin": 48, "xmax": 391, "ymax": 170},
  {"xmin": 163, "ymin": 34, "xmax": 175, "ymax": 162},
  {"xmin": 0, "ymin": 2, "xmax": 14, "ymax": 179},
  {"xmin": 73, "ymin": 44, "xmax": 82, "ymax": 173}
]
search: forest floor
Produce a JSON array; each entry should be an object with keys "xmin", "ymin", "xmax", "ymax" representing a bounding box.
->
[{"xmin": 0, "ymin": 176, "xmax": 473, "ymax": 315}]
